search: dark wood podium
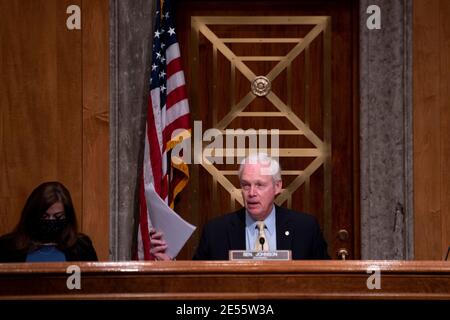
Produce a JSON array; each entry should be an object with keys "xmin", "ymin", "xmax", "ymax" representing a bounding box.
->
[{"xmin": 1, "ymin": 261, "xmax": 449, "ymax": 300}]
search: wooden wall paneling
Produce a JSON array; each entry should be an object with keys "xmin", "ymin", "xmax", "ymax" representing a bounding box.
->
[
  {"xmin": 56, "ymin": 0, "xmax": 83, "ymax": 226},
  {"xmin": 0, "ymin": 0, "xmax": 83, "ymax": 235},
  {"xmin": 328, "ymin": 6, "xmax": 355, "ymax": 259},
  {"xmin": 413, "ymin": 0, "xmax": 442, "ymax": 260},
  {"xmin": 351, "ymin": 0, "xmax": 360, "ymax": 260},
  {"xmin": 82, "ymin": 0, "xmax": 110, "ymax": 260},
  {"xmin": 439, "ymin": 0, "xmax": 450, "ymax": 260}
]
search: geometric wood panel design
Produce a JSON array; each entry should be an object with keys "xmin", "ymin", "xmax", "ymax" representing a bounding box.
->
[{"xmin": 191, "ymin": 16, "xmax": 331, "ymax": 244}]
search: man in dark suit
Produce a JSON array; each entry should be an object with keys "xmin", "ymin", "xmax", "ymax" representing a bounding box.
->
[
  {"xmin": 150, "ymin": 153, "xmax": 329, "ymax": 260},
  {"xmin": 193, "ymin": 205, "xmax": 329, "ymax": 260}
]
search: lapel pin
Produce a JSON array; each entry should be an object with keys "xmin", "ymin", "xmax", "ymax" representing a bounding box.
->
[{"xmin": 285, "ymin": 231, "xmax": 290, "ymax": 236}]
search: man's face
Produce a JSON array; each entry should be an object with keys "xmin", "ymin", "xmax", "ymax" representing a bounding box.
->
[{"xmin": 240, "ymin": 163, "xmax": 282, "ymax": 221}]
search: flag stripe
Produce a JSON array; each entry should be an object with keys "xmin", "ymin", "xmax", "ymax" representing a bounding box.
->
[
  {"xmin": 166, "ymin": 98, "xmax": 189, "ymax": 127},
  {"xmin": 146, "ymin": 98, "xmax": 163, "ymax": 195},
  {"xmin": 166, "ymin": 86, "xmax": 187, "ymax": 111},
  {"xmin": 150, "ymin": 88, "xmax": 164, "ymax": 151},
  {"xmin": 166, "ymin": 57, "xmax": 183, "ymax": 78},
  {"xmin": 166, "ymin": 70, "xmax": 186, "ymax": 95},
  {"xmin": 166, "ymin": 42, "xmax": 181, "ymax": 64}
]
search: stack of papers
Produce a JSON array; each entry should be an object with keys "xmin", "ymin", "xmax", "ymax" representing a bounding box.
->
[{"xmin": 144, "ymin": 184, "xmax": 196, "ymax": 259}]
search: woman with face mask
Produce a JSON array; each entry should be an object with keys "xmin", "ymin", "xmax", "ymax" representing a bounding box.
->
[{"xmin": 0, "ymin": 181, "xmax": 98, "ymax": 262}]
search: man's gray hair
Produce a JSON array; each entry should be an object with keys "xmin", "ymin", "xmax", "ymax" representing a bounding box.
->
[{"xmin": 238, "ymin": 153, "xmax": 282, "ymax": 183}]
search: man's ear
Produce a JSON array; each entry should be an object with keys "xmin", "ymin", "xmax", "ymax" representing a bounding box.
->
[{"xmin": 274, "ymin": 180, "xmax": 282, "ymax": 195}]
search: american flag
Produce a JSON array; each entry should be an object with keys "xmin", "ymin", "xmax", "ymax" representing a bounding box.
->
[{"xmin": 137, "ymin": 0, "xmax": 190, "ymax": 260}]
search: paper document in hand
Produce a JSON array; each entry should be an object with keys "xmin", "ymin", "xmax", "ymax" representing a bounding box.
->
[{"xmin": 144, "ymin": 184, "xmax": 196, "ymax": 258}]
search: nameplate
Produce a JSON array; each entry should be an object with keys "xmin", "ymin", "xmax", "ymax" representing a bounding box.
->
[{"xmin": 229, "ymin": 250, "xmax": 292, "ymax": 261}]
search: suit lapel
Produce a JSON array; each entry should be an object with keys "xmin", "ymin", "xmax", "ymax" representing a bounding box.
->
[
  {"xmin": 228, "ymin": 209, "xmax": 246, "ymax": 250},
  {"xmin": 275, "ymin": 206, "xmax": 293, "ymax": 250}
]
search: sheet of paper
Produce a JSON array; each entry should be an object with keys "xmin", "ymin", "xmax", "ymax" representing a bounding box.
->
[{"xmin": 144, "ymin": 183, "xmax": 196, "ymax": 259}]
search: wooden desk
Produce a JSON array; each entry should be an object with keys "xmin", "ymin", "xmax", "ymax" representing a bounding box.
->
[{"xmin": 0, "ymin": 261, "xmax": 449, "ymax": 300}]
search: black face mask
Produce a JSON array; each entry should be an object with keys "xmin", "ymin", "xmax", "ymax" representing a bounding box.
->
[{"xmin": 35, "ymin": 219, "xmax": 67, "ymax": 243}]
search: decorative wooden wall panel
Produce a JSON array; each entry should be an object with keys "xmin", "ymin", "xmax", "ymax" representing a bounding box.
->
[{"xmin": 190, "ymin": 16, "xmax": 331, "ymax": 219}]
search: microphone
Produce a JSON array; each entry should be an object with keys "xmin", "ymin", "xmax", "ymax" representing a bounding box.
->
[{"xmin": 259, "ymin": 237, "xmax": 265, "ymax": 251}]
